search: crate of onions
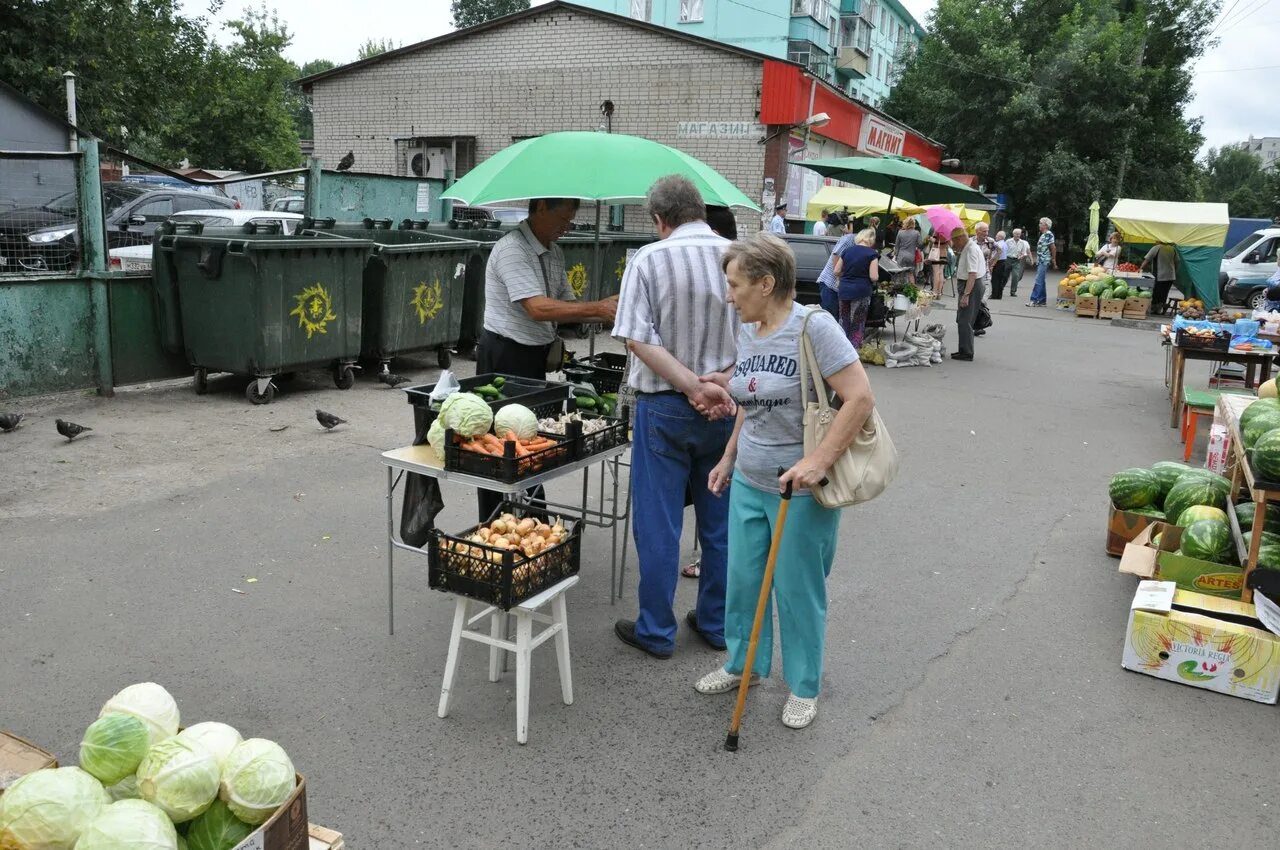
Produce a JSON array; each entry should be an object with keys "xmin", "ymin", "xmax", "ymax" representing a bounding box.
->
[{"xmin": 428, "ymin": 504, "xmax": 581, "ymax": 609}]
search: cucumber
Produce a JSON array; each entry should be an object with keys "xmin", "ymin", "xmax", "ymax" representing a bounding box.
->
[
  {"xmin": 493, "ymin": 376, "xmax": 506, "ymax": 388},
  {"xmin": 474, "ymin": 384, "xmax": 500, "ymax": 398},
  {"xmin": 576, "ymin": 397, "xmax": 597, "ymax": 410}
]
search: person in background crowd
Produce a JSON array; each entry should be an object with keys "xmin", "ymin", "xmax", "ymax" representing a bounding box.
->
[
  {"xmin": 816, "ymin": 216, "xmax": 856, "ymax": 320},
  {"xmin": 812, "ymin": 209, "xmax": 829, "ymax": 236},
  {"xmin": 770, "ymin": 203, "xmax": 788, "ymax": 234},
  {"xmin": 894, "ymin": 217, "xmax": 921, "ymax": 270},
  {"xmin": 478, "ymin": 197, "xmax": 619, "ymax": 520},
  {"xmin": 696, "ymin": 232, "xmax": 875, "ymax": 730},
  {"xmin": 884, "ymin": 217, "xmax": 901, "ymax": 252},
  {"xmin": 1096, "ymin": 231, "xmax": 1123, "ymax": 273},
  {"xmin": 928, "ymin": 229, "xmax": 949, "ymax": 298},
  {"xmin": 1005, "ymin": 227, "xmax": 1031, "ymax": 298},
  {"xmin": 1027, "ymin": 217, "xmax": 1057, "ymax": 307},
  {"xmin": 971, "ymin": 222, "xmax": 996, "ymax": 336},
  {"xmin": 832, "ymin": 227, "xmax": 879, "ymax": 349},
  {"xmin": 990, "ymin": 230, "xmax": 1009, "ymax": 299},
  {"xmin": 951, "ymin": 226, "xmax": 987, "ymax": 361},
  {"xmin": 613, "ymin": 175, "xmax": 738, "ymax": 659},
  {"xmin": 868, "ymin": 216, "xmax": 883, "ymax": 250},
  {"xmin": 1266, "ymin": 266, "xmax": 1280, "ymax": 312},
  {"xmin": 1140, "ymin": 241, "xmax": 1179, "ymax": 315}
]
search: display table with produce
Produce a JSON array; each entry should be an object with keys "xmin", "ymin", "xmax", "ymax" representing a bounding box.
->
[
  {"xmin": 1164, "ymin": 326, "xmax": 1273, "ymax": 428},
  {"xmin": 1221, "ymin": 391, "xmax": 1280, "ymax": 603}
]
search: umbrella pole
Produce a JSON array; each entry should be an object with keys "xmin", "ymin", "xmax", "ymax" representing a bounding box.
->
[{"xmin": 589, "ymin": 203, "xmax": 602, "ymax": 357}]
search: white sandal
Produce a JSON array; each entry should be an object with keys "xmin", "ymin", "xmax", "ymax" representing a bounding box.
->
[
  {"xmin": 781, "ymin": 694, "xmax": 818, "ymax": 728},
  {"xmin": 695, "ymin": 666, "xmax": 760, "ymax": 695}
]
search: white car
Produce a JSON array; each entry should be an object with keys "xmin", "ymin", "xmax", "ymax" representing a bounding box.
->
[
  {"xmin": 108, "ymin": 210, "xmax": 303, "ymax": 273},
  {"xmin": 269, "ymin": 196, "xmax": 305, "ymax": 213}
]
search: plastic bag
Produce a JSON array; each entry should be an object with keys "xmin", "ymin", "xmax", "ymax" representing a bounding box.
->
[
  {"xmin": 429, "ymin": 370, "xmax": 460, "ymax": 407},
  {"xmin": 400, "ymin": 402, "xmax": 446, "ymax": 548}
]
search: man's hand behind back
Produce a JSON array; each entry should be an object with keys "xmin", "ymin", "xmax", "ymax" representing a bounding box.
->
[{"xmin": 690, "ymin": 372, "xmax": 734, "ymax": 420}]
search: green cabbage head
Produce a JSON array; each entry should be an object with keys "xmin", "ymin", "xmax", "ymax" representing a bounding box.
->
[
  {"xmin": 176, "ymin": 724, "xmax": 242, "ymax": 772},
  {"xmin": 439, "ymin": 392, "xmax": 493, "ymax": 437},
  {"xmin": 184, "ymin": 800, "xmax": 254, "ymax": 850},
  {"xmin": 494, "ymin": 404, "xmax": 538, "ymax": 441},
  {"xmin": 98, "ymin": 683, "xmax": 179, "ymax": 746},
  {"xmin": 135, "ymin": 739, "xmax": 219, "ymax": 823},
  {"xmin": 218, "ymin": 740, "xmax": 295, "ymax": 826},
  {"xmin": 0, "ymin": 766, "xmax": 109, "ymax": 850},
  {"xmin": 80, "ymin": 714, "xmax": 150, "ymax": 785},
  {"xmin": 73, "ymin": 799, "xmax": 177, "ymax": 850},
  {"xmin": 105, "ymin": 776, "xmax": 139, "ymax": 802},
  {"xmin": 427, "ymin": 417, "xmax": 447, "ymax": 460}
]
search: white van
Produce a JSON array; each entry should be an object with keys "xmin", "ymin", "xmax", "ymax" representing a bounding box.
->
[{"xmin": 1221, "ymin": 227, "xmax": 1280, "ymax": 287}]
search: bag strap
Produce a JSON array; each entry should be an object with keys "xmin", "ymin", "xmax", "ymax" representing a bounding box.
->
[{"xmin": 799, "ymin": 307, "xmax": 830, "ymax": 416}]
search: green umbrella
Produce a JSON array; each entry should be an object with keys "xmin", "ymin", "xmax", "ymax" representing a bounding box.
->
[
  {"xmin": 1084, "ymin": 200, "xmax": 1101, "ymax": 257},
  {"xmin": 790, "ymin": 155, "xmax": 991, "ymax": 219},
  {"xmin": 441, "ymin": 131, "xmax": 759, "ymax": 209}
]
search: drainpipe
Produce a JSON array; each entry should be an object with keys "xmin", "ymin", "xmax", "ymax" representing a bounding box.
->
[{"xmin": 64, "ymin": 72, "xmax": 78, "ymax": 151}]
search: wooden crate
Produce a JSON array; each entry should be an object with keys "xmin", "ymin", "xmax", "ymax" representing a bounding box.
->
[{"xmin": 309, "ymin": 824, "xmax": 344, "ymax": 850}]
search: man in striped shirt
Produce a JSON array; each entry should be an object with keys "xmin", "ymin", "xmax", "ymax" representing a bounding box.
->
[{"xmin": 612, "ymin": 175, "xmax": 739, "ymax": 659}]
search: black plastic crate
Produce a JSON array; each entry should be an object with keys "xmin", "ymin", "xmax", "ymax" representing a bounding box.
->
[
  {"xmin": 405, "ymin": 373, "xmax": 570, "ymax": 434},
  {"xmin": 428, "ymin": 503, "xmax": 581, "ymax": 609},
  {"xmin": 572, "ymin": 411, "xmax": 631, "ymax": 460},
  {"xmin": 1174, "ymin": 327, "xmax": 1230, "ymax": 351},
  {"xmin": 443, "ymin": 426, "xmax": 576, "ymax": 483},
  {"xmin": 565, "ymin": 352, "xmax": 626, "ymax": 394}
]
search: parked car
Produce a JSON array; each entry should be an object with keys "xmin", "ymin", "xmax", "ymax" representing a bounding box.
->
[
  {"xmin": 0, "ymin": 183, "xmax": 236, "ymax": 273},
  {"xmin": 108, "ymin": 210, "xmax": 304, "ymax": 273},
  {"xmin": 784, "ymin": 233, "xmax": 840, "ymax": 304},
  {"xmin": 1223, "ymin": 274, "xmax": 1276, "ymax": 310},
  {"xmin": 268, "ymin": 196, "xmax": 305, "ymax": 213},
  {"xmin": 1220, "ymin": 227, "xmax": 1280, "ymax": 299}
]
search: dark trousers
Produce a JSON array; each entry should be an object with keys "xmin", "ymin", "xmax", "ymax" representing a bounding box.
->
[
  {"xmin": 475, "ymin": 329, "xmax": 551, "ymax": 521},
  {"xmin": 990, "ymin": 260, "xmax": 1008, "ymax": 298},
  {"xmin": 1152, "ymin": 279, "xmax": 1175, "ymax": 314}
]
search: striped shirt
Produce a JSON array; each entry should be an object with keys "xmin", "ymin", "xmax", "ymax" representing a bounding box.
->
[
  {"xmin": 483, "ymin": 220, "xmax": 573, "ymax": 346},
  {"xmin": 612, "ymin": 221, "xmax": 739, "ymax": 394},
  {"xmin": 818, "ymin": 233, "xmax": 855, "ymax": 291}
]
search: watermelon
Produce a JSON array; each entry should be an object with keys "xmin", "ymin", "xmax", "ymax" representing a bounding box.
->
[
  {"xmin": 1128, "ymin": 506, "xmax": 1166, "ymax": 519},
  {"xmin": 1235, "ymin": 501, "xmax": 1257, "ymax": 529},
  {"xmin": 1252, "ymin": 429, "xmax": 1280, "ymax": 482},
  {"xmin": 1164, "ymin": 477, "xmax": 1228, "ymax": 529},
  {"xmin": 1151, "ymin": 461, "xmax": 1191, "ymax": 505},
  {"xmin": 1176, "ymin": 504, "xmax": 1228, "ymax": 527},
  {"xmin": 1243, "ymin": 409, "xmax": 1280, "ymax": 449},
  {"xmin": 1257, "ymin": 543, "xmax": 1280, "ymax": 571},
  {"xmin": 1240, "ymin": 398, "xmax": 1280, "ymax": 432},
  {"xmin": 1109, "ymin": 467, "xmax": 1159, "ymax": 510},
  {"xmin": 1099, "ymin": 288, "xmax": 1114, "ymax": 301},
  {"xmin": 1090, "ymin": 280, "xmax": 1108, "ymax": 296},
  {"xmin": 1112, "ymin": 285, "xmax": 1129, "ymax": 299},
  {"xmin": 1181, "ymin": 519, "xmax": 1232, "ymax": 563},
  {"xmin": 1176, "ymin": 468, "xmax": 1230, "ymax": 495}
]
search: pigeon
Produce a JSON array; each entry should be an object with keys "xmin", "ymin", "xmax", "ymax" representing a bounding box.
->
[
  {"xmin": 315, "ymin": 409, "xmax": 347, "ymax": 430},
  {"xmin": 56, "ymin": 418, "xmax": 92, "ymax": 441},
  {"xmin": 379, "ymin": 372, "xmax": 410, "ymax": 388},
  {"xmin": 336, "ymin": 150, "xmax": 355, "ymax": 171},
  {"xmin": 0, "ymin": 413, "xmax": 23, "ymax": 432}
]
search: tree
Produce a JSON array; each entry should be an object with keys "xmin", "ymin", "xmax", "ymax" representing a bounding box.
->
[
  {"xmin": 357, "ymin": 38, "xmax": 397, "ymax": 59},
  {"xmin": 450, "ymin": 0, "xmax": 530, "ymax": 29},
  {"xmin": 292, "ymin": 58, "xmax": 337, "ymax": 140}
]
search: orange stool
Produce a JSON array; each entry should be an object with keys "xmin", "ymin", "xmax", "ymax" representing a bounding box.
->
[{"xmin": 1181, "ymin": 387, "xmax": 1254, "ymax": 461}]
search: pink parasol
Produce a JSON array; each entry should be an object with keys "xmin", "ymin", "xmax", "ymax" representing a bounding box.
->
[{"xmin": 925, "ymin": 206, "xmax": 964, "ymax": 239}]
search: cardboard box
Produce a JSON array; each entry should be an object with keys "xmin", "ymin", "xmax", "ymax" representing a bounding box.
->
[
  {"xmin": 1076, "ymin": 294, "xmax": 1100, "ymax": 317},
  {"xmin": 1206, "ymin": 423, "xmax": 1230, "ymax": 474},
  {"xmin": 1057, "ymin": 282, "xmax": 1077, "ymax": 301},
  {"xmin": 1119, "ymin": 523, "xmax": 1244, "ymax": 598},
  {"xmin": 309, "ymin": 825, "xmax": 345, "ymax": 850},
  {"xmin": 1106, "ymin": 502, "xmax": 1159, "ymax": 557},
  {"xmin": 1122, "ymin": 296, "xmax": 1149, "ymax": 319},
  {"xmin": 1100, "ymin": 298, "xmax": 1126, "ymax": 319},
  {"xmin": 0, "ymin": 731, "xmax": 57, "ymax": 792},
  {"xmin": 232, "ymin": 773, "xmax": 309, "ymax": 850},
  {"xmin": 1122, "ymin": 580, "xmax": 1280, "ymax": 704}
]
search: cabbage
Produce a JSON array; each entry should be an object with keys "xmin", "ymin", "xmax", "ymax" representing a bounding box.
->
[
  {"xmin": 80, "ymin": 714, "xmax": 150, "ymax": 785},
  {"xmin": 184, "ymin": 801, "xmax": 254, "ymax": 850},
  {"xmin": 98, "ymin": 683, "xmax": 179, "ymax": 746},
  {"xmin": 176, "ymin": 836, "xmax": 188, "ymax": 850},
  {"xmin": 439, "ymin": 392, "xmax": 493, "ymax": 437},
  {"xmin": 0, "ymin": 766, "xmax": 109, "ymax": 850},
  {"xmin": 218, "ymin": 740, "xmax": 295, "ymax": 826},
  {"xmin": 135, "ymin": 738, "xmax": 220, "ymax": 823},
  {"xmin": 105, "ymin": 776, "xmax": 139, "ymax": 802},
  {"xmin": 426, "ymin": 417, "xmax": 446, "ymax": 460},
  {"xmin": 176, "ymin": 724, "xmax": 242, "ymax": 771},
  {"xmin": 73, "ymin": 800, "xmax": 177, "ymax": 850},
  {"xmin": 494, "ymin": 404, "xmax": 538, "ymax": 441}
]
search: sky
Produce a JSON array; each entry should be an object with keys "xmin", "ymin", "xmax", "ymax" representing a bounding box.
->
[{"xmin": 182, "ymin": 0, "xmax": 1275, "ymax": 154}]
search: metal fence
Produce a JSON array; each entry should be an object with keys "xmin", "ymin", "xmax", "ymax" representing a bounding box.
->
[{"xmin": 0, "ymin": 151, "xmax": 81, "ymax": 276}]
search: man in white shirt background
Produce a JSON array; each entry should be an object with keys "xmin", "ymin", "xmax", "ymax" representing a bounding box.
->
[
  {"xmin": 950, "ymin": 226, "xmax": 988, "ymax": 361},
  {"xmin": 769, "ymin": 203, "xmax": 787, "ymax": 234},
  {"xmin": 1005, "ymin": 228, "xmax": 1031, "ymax": 298}
]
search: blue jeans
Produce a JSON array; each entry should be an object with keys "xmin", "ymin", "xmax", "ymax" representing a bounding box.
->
[
  {"xmin": 631, "ymin": 394, "xmax": 733, "ymax": 652},
  {"xmin": 1030, "ymin": 260, "xmax": 1049, "ymax": 304},
  {"xmin": 820, "ymin": 284, "xmax": 839, "ymax": 319}
]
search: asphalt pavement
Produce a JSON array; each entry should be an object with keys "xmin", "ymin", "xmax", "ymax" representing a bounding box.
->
[{"xmin": 3, "ymin": 286, "xmax": 1276, "ymax": 848}]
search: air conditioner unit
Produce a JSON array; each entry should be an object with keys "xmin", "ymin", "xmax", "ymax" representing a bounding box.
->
[{"xmin": 403, "ymin": 146, "xmax": 452, "ymax": 179}]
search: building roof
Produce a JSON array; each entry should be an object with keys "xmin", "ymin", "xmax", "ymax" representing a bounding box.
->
[
  {"xmin": 0, "ymin": 78, "xmax": 76, "ymax": 137},
  {"xmin": 878, "ymin": 0, "xmax": 928, "ymax": 40}
]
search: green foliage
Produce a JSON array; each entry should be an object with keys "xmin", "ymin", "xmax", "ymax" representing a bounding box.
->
[
  {"xmin": 291, "ymin": 59, "xmax": 337, "ymax": 141},
  {"xmin": 1201, "ymin": 146, "xmax": 1278, "ymax": 218},
  {"xmin": 450, "ymin": 0, "xmax": 531, "ymax": 29},
  {"xmin": 357, "ymin": 38, "xmax": 397, "ymax": 60}
]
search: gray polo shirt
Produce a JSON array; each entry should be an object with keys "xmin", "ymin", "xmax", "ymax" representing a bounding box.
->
[{"xmin": 483, "ymin": 220, "xmax": 574, "ymax": 346}]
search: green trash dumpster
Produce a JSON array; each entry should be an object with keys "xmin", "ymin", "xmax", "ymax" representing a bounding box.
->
[
  {"xmin": 596, "ymin": 233, "xmax": 655, "ymax": 301},
  {"xmin": 304, "ymin": 221, "xmax": 476, "ymax": 370},
  {"xmin": 427, "ymin": 224, "xmax": 504, "ymax": 357},
  {"xmin": 157, "ymin": 227, "xmax": 373, "ymax": 404}
]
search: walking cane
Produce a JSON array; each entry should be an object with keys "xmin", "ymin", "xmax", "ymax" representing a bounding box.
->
[{"xmin": 724, "ymin": 467, "xmax": 796, "ymax": 753}]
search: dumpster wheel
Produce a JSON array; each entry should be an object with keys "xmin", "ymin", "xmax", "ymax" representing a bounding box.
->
[
  {"xmin": 193, "ymin": 368, "xmax": 208, "ymax": 395},
  {"xmin": 437, "ymin": 346, "xmax": 452, "ymax": 369},
  {"xmin": 334, "ymin": 364, "xmax": 356, "ymax": 390},
  {"xmin": 245, "ymin": 381, "xmax": 276, "ymax": 405}
]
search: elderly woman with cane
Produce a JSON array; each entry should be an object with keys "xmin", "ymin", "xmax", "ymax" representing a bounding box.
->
[{"xmin": 693, "ymin": 232, "xmax": 875, "ymax": 729}]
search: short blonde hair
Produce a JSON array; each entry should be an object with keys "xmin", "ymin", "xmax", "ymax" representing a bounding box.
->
[
  {"xmin": 855, "ymin": 227, "xmax": 877, "ymax": 247},
  {"xmin": 721, "ymin": 232, "xmax": 796, "ymax": 303}
]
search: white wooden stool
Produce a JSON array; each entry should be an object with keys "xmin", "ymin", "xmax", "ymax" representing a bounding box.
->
[{"xmin": 437, "ymin": 575, "xmax": 577, "ymax": 744}]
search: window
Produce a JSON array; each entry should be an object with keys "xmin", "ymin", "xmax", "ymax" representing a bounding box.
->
[
  {"xmin": 787, "ymin": 39, "xmax": 814, "ymax": 68},
  {"xmin": 630, "ymin": 0, "xmax": 651, "ymax": 21},
  {"xmin": 133, "ymin": 198, "xmax": 173, "ymax": 222},
  {"xmin": 829, "ymin": 15, "xmax": 839, "ymax": 49},
  {"xmin": 679, "ymin": 0, "xmax": 703, "ymax": 22},
  {"xmin": 839, "ymin": 16, "xmax": 871, "ymax": 52},
  {"xmin": 791, "ymin": 0, "xmax": 822, "ymax": 19}
]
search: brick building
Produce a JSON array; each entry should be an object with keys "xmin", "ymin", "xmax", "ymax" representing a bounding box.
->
[{"xmin": 299, "ymin": 1, "xmax": 942, "ymax": 231}]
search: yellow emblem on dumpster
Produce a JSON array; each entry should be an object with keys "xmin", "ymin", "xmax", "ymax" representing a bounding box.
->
[
  {"xmin": 290, "ymin": 283, "xmax": 337, "ymax": 338},
  {"xmin": 567, "ymin": 262, "xmax": 588, "ymax": 298},
  {"xmin": 410, "ymin": 280, "xmax": 444, "ymax": 325}
]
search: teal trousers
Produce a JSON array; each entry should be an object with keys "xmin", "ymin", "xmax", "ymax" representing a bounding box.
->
[{"xmin": 725, "ymin": 473, "xmax": 841, "ymax": 699}]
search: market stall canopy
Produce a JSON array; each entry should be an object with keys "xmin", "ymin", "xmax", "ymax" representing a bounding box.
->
[
  {"xmin": 804, "ymin": 186, "xmax": 923, "ymax": 221},
  {"xmin": 441, "ymin": 131, "xmax": 759, "ymax": 210},
  {"xmin": 1108, "ymin": 199, "xmax": 1230, "ymax": 308},
  {"xmin": 790, "ymin": 155, "xmax": 992, "ymax": 208}
]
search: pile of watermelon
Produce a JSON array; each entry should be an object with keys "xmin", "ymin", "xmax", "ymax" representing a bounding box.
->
[
  {"xmin": 1242, "ymin": 397, "xmax": 1280, "ymax": 483},
  {"xmin": 1109, "ymin": 461, "xmax": 1236, "ymax": 564},
  {"xmin": 1233, "ymin": 500, "xmax": 1280, "ymax": 571}
]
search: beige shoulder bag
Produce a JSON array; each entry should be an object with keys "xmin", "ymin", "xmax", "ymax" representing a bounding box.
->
[{"xmin": 799, "ymin": 308, "xmax": 899, "ymax": 508}]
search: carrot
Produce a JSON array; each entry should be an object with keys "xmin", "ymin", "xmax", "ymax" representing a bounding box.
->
[
  {"xmin": 479, "ymin": 433, "xmax": 505, "ymax": 453},
  {"xmin": 522, "ymin": 439, "xmax": 557, "ymax": 452}
]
